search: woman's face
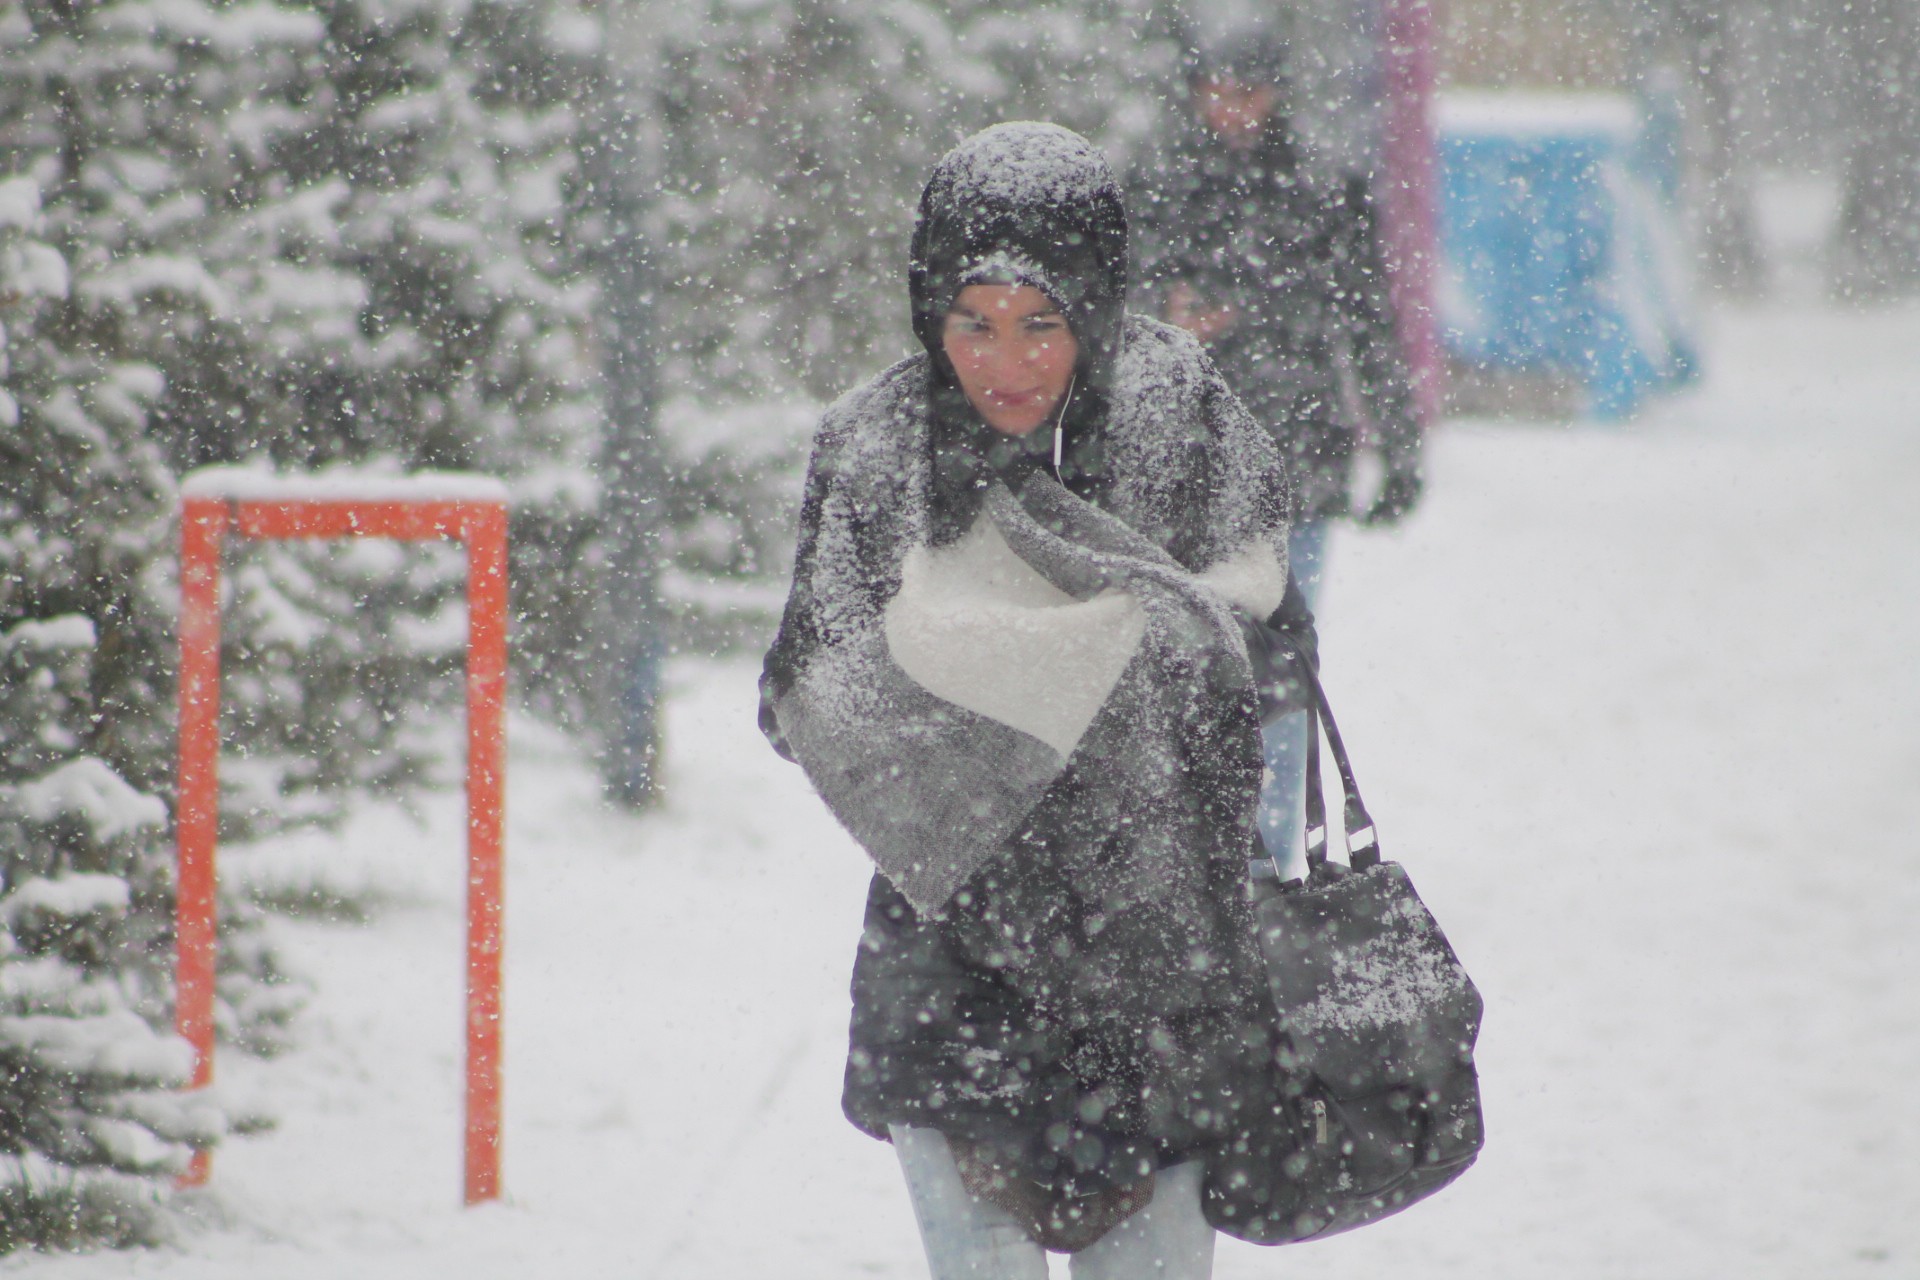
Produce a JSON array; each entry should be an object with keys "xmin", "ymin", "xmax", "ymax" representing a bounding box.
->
[{"xmin": 941, "ymin": 284, "xmax": 1080, "ymax": 436}]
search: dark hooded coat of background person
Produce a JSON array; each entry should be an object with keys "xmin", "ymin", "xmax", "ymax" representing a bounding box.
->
[
  {"xmin": 758, "ymin": 123, "xmax": 1321, "ymax": 1249},
  {"xmin": 1131, "ymin": 66, "xmax": 1422, "ymax": 524}
]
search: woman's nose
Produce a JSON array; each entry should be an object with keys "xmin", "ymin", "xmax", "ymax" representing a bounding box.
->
[
  {"xmin": 983, "ymin": 336, "xmax": 1031, "ymax": 376},
  {"xmin": 999, "ymin": 336, "xmax": 1050, "ymax": 371}
]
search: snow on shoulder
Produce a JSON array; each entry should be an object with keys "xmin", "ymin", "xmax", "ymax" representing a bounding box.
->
[
  {"xmin": 932, "ymin": 121, "xmax": 1120, "ymax": 211},
  {"xmin": 182, "ymin": 464, "xmax": 509, "ymax": 504}
]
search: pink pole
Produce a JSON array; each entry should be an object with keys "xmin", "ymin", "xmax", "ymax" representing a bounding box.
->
[{"xmin": 1380, "ymin": 0, "xmax": 1446, "ymax": 426}]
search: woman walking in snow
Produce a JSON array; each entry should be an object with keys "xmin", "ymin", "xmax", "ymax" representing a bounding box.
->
[{"xmin": 760, "ymin": 122, "xmax": 1311, "ymax": 1277}]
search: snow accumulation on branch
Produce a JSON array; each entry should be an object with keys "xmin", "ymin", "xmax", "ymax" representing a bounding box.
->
[
  {"xmin": 97, "ymin": 0, "xmax": 327, "ymax": 51},
  {"xmin": 0, "ymin": 1010, "xmax": 194, "ymax": 1084},
  {"xmin": 4, "ymin": 758, "xmax": 168, "ymax": 844},
  {"xmin": 3, "ymin": 614, "xmax": 96, "ymax": 652},
  {"xmin": 0, "ymin": 175, "xmax": 40, "ymax": 229},
  {"xmin": 181, "ymin": 466, "xmax": 511, "ymax": 504},
  {"xmin": 1, "ymin": 873, "xmax": 132, "ymax": 924},
  {"xmin": 1435, "ymin": 90, "xmax": 1639, "ymax": 140}
]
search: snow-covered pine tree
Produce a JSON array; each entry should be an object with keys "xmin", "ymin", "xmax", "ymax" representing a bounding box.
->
[
  {"xmin": 6, "ymin": 0, "xmax": 614, "ymax": 809},
  {"xmin": 0, "ymin": 178, "xmax": 267, "ymax": 1248},
  {"xmin": 2, "ymin": 0, "xmax": 609, "ymax": 1241},
  {"xmin": 193, "ymin": 0, "xmax": 611, "ymax": 751},
  {"xmin": 0, "ymin": 624, "xmax": 213, "ymax": 1247},
  {"xmin": 0, "ymin": 0, "xmax": 428, "ymax": 826}
]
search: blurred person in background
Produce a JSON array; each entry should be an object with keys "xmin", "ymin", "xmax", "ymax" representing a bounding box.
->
[{"xmin": 1133, "ymin": 22, "xmax": 1423, "ymax": 873}]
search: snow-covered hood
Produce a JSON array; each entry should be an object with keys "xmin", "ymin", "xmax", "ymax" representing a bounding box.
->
[{"xmin": 908, "ymin": 122, "xmax": 1130, "ymax": 395}]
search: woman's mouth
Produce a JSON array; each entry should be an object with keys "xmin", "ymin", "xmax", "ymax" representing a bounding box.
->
[{"xmin": 986, "ymin": 388, "xmax": 1042, "ymax": 407}]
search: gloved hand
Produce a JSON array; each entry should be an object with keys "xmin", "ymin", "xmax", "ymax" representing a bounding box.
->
[
  {"xmin": 1243, "ymin": 575, "xmax": 1320, "ymax": 726},
  {"xmin": 1360, "ymin": 456, "xmax": 1423, "ymax": 527}
]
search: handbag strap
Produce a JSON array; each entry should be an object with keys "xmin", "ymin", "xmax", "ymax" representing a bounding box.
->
[{"xmin": 1301, "ymin": 665, "xmax": 1381, "ymax": 872}]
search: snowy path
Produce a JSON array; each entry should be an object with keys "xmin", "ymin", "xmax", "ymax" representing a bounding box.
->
[{"xmin": 11, "ymin": 301, "xmax": 1919, "ymax": 1278}]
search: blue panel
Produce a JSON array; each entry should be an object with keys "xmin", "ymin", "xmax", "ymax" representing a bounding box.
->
[{"xmin": 1436, "ymin": 94, "xmax": 1700, "ymax": 419}]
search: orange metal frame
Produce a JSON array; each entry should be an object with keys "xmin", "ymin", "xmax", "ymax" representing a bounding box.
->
[{"xmin": 175, "ymin": 493, "xmax": 508, "ymax": 1205}]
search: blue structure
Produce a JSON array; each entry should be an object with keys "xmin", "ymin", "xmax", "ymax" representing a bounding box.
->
[{"xmin": 1436, "ymin": 91, "xmax": 1701, "ymax": 419}]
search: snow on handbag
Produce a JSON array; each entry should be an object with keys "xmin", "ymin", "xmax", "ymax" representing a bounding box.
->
[{"xmin": 1206, "ymin": 667, "xmax": 1485, "ymax": 1245}]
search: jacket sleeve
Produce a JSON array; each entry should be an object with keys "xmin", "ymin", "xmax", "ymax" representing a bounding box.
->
[
  {"xmin": 758, "ymin": 410, "xmax": 854, "ymax": 759},
  {"xmin": 1196, "ymin": 339, "xmax": 1293, "ymax": 562},
  {"xmin": 1243, "ymin": 572, "xmax": 1321, "ymax": 724},
  {"xmin": 1333, "ymin": 175, "xmax": 1421, "ymax": 465}
]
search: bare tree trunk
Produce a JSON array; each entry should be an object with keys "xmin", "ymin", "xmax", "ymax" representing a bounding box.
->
[
  {"xmin": 1829, "ymin": 0, "xmax": 1920, "ymax": 299},
  {"xmin": 584, "ymin": 64, "xmax": 671, "ymax": 808},
  {"xmin": 1658, "ymin": 0, "xmax": 1766, "ymax": 295}
]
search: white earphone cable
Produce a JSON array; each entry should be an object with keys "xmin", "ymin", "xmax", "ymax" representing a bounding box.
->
[{"xmin": 1052, "ymin": 375, "xmax": 1077, "ymax": 481}]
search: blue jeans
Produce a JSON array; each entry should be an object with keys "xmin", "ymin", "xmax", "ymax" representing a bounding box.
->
[
  {"xmin": 891, "ymin": 1126, "xmax": 1215, "ymax": 1279},
  {"xmin": 1258, "ymin": 520, "xmax": 1329, "ymax": 880}
]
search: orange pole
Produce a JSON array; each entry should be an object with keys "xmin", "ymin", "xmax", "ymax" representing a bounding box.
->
[
  {"xmin": 175, "ymin": 497, "xmax": 228, "ymax": 1187},
  {"xmin": 173, "ymin": 488, "xmax": 508, "ymax": 1203},
  {"xmin": 461, "ymin": 503, "xmax": 508, "ymax": 1204},
  {"xmin": 236, "ymin": 499, "xmax": 473, "ymax": 542}
]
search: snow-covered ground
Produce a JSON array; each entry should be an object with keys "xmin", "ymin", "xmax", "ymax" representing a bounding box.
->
[{"xmin": 10, "ymin": 295, "xmax": 1919, "ymax": 1279}]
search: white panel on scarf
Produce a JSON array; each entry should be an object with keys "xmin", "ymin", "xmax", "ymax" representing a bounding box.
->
[
  {"xmin": 1195, "ymin": 540, "xmax": 1287, "ymax": 619},
  {"xmin": 884, "ymin": 517, "xmax": 1146, "ymax": 760}
]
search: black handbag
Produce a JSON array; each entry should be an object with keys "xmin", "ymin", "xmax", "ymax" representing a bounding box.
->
[{"xmin": 1205, "ymin": 667, "xmax": 1485, "ymax": 1245}]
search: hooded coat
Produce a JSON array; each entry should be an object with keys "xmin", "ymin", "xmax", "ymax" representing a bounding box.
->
[
  {"xmin": 1132, "ymin": 114, "xmax": 1420, "ymax": 521},
  {"xmin": 760, "ymin": 123, "xmax": 1305, "ymax": 1248}
]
